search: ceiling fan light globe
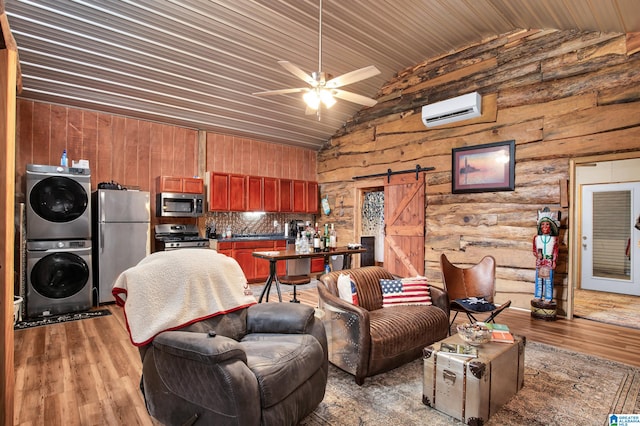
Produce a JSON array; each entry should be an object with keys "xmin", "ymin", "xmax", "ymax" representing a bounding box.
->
[
  {"xmin": 303, "ymin": 90, "xmax": 320, "ymax": 110},
  {"xmin": 319, "ymin": 89, "xmax": 336, "ymax": 108}
]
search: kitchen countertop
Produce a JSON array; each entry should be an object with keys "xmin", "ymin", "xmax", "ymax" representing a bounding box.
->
[{"xmin": 212, "ymin": 234, "xmax": 294, "ymax": 242}]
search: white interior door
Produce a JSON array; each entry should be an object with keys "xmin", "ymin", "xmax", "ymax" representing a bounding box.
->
[{"xmin": 581, "ymin": 182, "xmax": 640, "ymax": 295}]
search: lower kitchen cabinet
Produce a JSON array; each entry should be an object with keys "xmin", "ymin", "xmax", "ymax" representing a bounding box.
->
[
  {"xmin": 311, "ymin": 257, "xmax": 325, "ymax": 274},
  {"xmin": 215, "ymin": 239, "xmax": 289, "ymax": 283}
]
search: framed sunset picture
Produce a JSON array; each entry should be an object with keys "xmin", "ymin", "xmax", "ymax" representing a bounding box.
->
[{"xmin": 452, "ymin": 140, "xmax": 515, "ymax": 193}]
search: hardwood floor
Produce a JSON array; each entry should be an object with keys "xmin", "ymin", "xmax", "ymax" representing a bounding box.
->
[{"xmin": 13, "ymin": 289, "xmax": 640, "ymax": 425}]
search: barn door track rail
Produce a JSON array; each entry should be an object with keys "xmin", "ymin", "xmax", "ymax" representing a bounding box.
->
[{"xmin": 352, "ymin": 164, "xmax": 434, "ymax": 183}]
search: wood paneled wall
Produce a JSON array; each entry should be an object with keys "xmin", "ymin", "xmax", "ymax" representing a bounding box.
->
[
  {"xmin": 15, "ymin": 101, "xmax": 199, "ymax": 199},
  {"xmin": 205, "ymin": 132, "xmax": 316, "ymax": 180},
  {"xmin": 317, "ymin": 29, "xmax": 640, "ymax": 314},
  {"xmin": 14, "ymin": 100, "xmax": 317, "ymax": 217}
]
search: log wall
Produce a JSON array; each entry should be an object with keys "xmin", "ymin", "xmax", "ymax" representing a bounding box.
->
[{"xmin": 317, "ymin": 29, "xmax": 640, "ymax": 314}]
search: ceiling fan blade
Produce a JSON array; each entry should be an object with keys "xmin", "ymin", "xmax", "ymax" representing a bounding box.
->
[
  {"xmin": 332, "ymin": 89, "xmax": 378, "ymax": 107},
  {"xmin": 325, "ymin": 65, "xmax": 381, "ymax": 88},
  {"xmin": 253, "ymin": 87, "xmax": 307, "ymax": 96},
  {"xmin": 278, "ymin": 61, "xmax": 316, "ymax": 86}
]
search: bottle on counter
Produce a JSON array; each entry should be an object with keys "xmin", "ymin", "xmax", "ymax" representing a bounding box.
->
[
  {"xmin": 313, "ymin": 223, "xmax": 321, "ymax": 252},
  {"xmin": 329, "ymin": 223, "xmax": 337, "ymax": 251},
  {"xmin": 295, "ymin": 232, "xmax": 302, "ymax": 253},
  {"xmin": 60, "ymin": 149, "xmax": 68, "ymax": 167},
  {"xmin": 323, "ymin": 224, "xmax": 330, "ymax": 252}
]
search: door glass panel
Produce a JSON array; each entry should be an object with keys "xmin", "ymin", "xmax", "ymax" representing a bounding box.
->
[
  {"xmin": 29, "ymin": 176, "xmax": 89, "ymax": 222},
  {"xmin": 592, "ymin": 190, "xmax": 630, "ymax": 280},
  {"xmin": 31, "ymin": 253, "xmax": 89, "ymax": 298}
]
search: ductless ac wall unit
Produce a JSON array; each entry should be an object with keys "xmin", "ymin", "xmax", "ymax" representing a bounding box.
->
[{"xmin": 421, "ymin": 92, "xmax": 482, "ymax": 128}]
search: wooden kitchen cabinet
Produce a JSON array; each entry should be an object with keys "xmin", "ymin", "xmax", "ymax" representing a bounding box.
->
[
  {"xmin": 157, "ymin": 176, "xmax": 204, "ymax": 194},
  {"xmin": 279, "ymin": 179, "xmax": 293, "ymax": 212},
  {"xmin": 234, "ymin": 248, "xmax": 258, "ymax": 281},
  {"xmin": 293, "ymin": 180, "xmax": 306, "ymax": 212},
  {"xmin": 263, "ymin": 177, "xmax": 279, "ymax": 212},
  {"xmin": 311, "ymin": 257, "xmax": 325, "ymax": 274},
  {"xmin": 306, "ymin": 181, "xmax": 319, "ymax": 213},
  {"xmin": 229, "ymin": 174, "xmax": 247, "ymax": 211},
  {"xmin": 220, "ymin": 239, "xmax": 291, "ymax": 283},
  {"xmin": 182, "ymin": 177, "xmax": 204, "ymax": 193},
  {"xmin": 207, "ymin": 172, "xmax": 317, "ymax": 213},
  {"xmin": 275, "ymin": 240, "xmax": 287, "ymax": 276},
  {"xmin": 215, "ymin": 241, "xmax": 233, "ymax": 258},
  {"xmin": 247, "ymin": 176, "xmax": 263, "ymax": 211},
  {"xmin": 208, "ymin": 172, "xmax": 229, "ymax": 211}
]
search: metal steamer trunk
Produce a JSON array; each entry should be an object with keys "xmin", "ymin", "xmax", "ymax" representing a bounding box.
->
[{"xmin": 422, "ymin": 335, "xmax": 525, "ymax": 425}]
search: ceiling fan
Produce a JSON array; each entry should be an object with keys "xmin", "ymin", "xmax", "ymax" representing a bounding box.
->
[{"xmin": 253, "ymin": 0, "xmax": 381, "ymax": 117}]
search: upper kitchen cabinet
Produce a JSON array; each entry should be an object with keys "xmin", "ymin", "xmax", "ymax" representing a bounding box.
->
[
  {"xmin": 157, "ymin": 176, "xmax": 204, "ymax": 194},
  {"xmin": 247, "ymin": 176, "xmax": 263, "ymax": 211},
  {"xmin": 207, "ymin": 172, "xmax": 316, "ymax": 213},
  {"xmin": 229, "ymin": 174, "xmax": 247, "ymax": 211},
  {"xmin": 279, "ymin": 179, "xmax": 293, "ymax": 212},
  {"xmin": 263, "ymin": 177, "xmax": 279, "ymax": 212},
  {"xmin": 306, "ymin": 181, "xmax": 318, "ymax": 213},
  {"xmin": 208, "ymin": 172, "xmax": 229, "ymax": 211},
  {"xmin": 292, "ymin": 180, "xmax": 306, "ymax": 212},
  {"xmin": 183, "ymin": 177, "xmax": 204, "ymax": 194}
]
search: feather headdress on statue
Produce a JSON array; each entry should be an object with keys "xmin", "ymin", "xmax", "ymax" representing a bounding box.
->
[{"xmin": 537, "ymin": 207, "xmax": 560, "ymax": 236}]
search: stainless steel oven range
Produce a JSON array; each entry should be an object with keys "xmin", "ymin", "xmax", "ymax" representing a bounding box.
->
[{"xmin": 154, "ymin": 224, "xmax": 209, "ymax": 251}]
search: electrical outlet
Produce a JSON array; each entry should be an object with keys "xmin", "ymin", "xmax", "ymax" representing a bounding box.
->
[{"xmin": 273, "ymin": 220, "xmax": 279, "ymax": 227}]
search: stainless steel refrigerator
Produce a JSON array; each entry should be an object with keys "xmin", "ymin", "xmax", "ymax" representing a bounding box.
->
[{"xmin": 93, "ymin": 189, "xmax": 150, "ymax": 304}]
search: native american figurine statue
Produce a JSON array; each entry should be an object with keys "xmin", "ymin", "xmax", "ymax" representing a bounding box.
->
[{"xmin": 531, "ymin": 207, "xmax": 561, "ymax": 320}]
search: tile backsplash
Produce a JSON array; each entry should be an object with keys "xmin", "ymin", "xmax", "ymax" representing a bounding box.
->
[{"xmin": 203, "ymin": 212, "xmax": 315, "ymax": 237}]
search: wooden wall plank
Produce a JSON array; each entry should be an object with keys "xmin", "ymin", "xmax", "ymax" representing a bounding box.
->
[
  {"xmin": 31, "ymin": 102, "xmax": 50, "ymax": 166},
  {"xmin": 49, "ymin": 105, "xmax": 68, "ymax": 167},
  {"xmin": 160, "ymin": 124, "xmax": 174, "ymax": 177},
  {"xmin": 82, "ymin": 111, "xmax": 97, "ymax": 172},
  {"xmin": 96, "ymin": 113, "xmax": 113, "ymax": 185},
  {"xmin": 137, "ymin": 120, "xmax": 151, "ymax": 188},
  {"xmin": 16, "ymin": 99, "xmax": 33, "ymax": 189},
  {"xmin": 111, "ymin": 116, "xmax": 126, "ymax": 185},
  {"xmin": 124, "ymin": 118, "xmax": 139, "ymax": 188}
]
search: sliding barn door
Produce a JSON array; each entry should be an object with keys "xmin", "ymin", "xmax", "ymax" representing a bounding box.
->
[{"xmin": 384, "ymin": 173, "xmax": 425, "ymax": 277}]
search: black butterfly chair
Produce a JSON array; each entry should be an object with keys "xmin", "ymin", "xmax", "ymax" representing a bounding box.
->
[{"xmin": 440, "ymin": 253, "xmax": 512, "ymax": 333}]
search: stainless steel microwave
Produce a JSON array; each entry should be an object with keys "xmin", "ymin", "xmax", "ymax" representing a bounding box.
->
[{"xmin": 156, "ymin": 192, "xmax": 204, "ymax": 217}]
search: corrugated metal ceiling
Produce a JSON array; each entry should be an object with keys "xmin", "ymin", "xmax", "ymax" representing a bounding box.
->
[{"xmin": 5, "ymin": 0, "xmax": 640, "ymax": 150}]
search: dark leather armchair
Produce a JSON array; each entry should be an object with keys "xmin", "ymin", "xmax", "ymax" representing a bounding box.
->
[
  {"xmin": 138, "ymin": 303, "xmax": 328, "ymax": 426},
  {"xmin": 317, "ymin": 266, "xmax": 449, "ymax": 385}
]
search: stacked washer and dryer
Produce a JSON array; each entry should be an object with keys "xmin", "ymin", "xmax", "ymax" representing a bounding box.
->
[{"xmin": 25, "ymin": 164, "xmax": 93, "ymax": 318}]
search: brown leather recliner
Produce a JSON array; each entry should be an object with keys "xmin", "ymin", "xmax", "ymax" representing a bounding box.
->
[
  {"xmin": 138, "ymin": 303, "xmax": 328, "ymax": 426},
  {"xmin": 318, "ymin": 266, "xmax": 449, "ymax": 385}
]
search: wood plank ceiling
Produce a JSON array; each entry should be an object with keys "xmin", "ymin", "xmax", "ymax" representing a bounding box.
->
[{"xmin": 5, "ymin": 0, "xmax": 640, "ymax": 150}]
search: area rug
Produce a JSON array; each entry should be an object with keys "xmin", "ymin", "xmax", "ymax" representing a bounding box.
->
[
  {"xmin": 574, "ymin": 289, "xmax": 640, "ymax": 330},
  {"xmin": 301, "ymin": 341, "xmax": 640, "ymax": 426},
  {"xmin": 14, "ymin": 309, "xmax": 112, "ymax": 330}
]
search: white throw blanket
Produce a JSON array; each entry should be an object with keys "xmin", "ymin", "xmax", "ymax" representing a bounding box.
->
[{"xmin": 112, "ymin": 249, "xmax": 256, "ymax": 346}]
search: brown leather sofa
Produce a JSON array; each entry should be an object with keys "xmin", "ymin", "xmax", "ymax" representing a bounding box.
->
[
  {"xmin": 318, "ymin": 266, "xmax": 449, "ymax": 385},
  {"xmin": 138, "ymin": 303, "xmax": 328, "ymax": 425}
]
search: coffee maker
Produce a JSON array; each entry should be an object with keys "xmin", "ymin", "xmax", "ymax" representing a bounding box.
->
[{"xmin": 288, "ymin": 220, "xmax": 305, "ymax": 237}]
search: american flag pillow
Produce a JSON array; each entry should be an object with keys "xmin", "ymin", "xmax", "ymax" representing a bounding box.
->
[
  {"xmin": 337, "ymin": 273, "xmax": 359, "ymax": 306},
  {"xmin": 380, "ymin": 277, "xmax": 432, "ymax": 307}
]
